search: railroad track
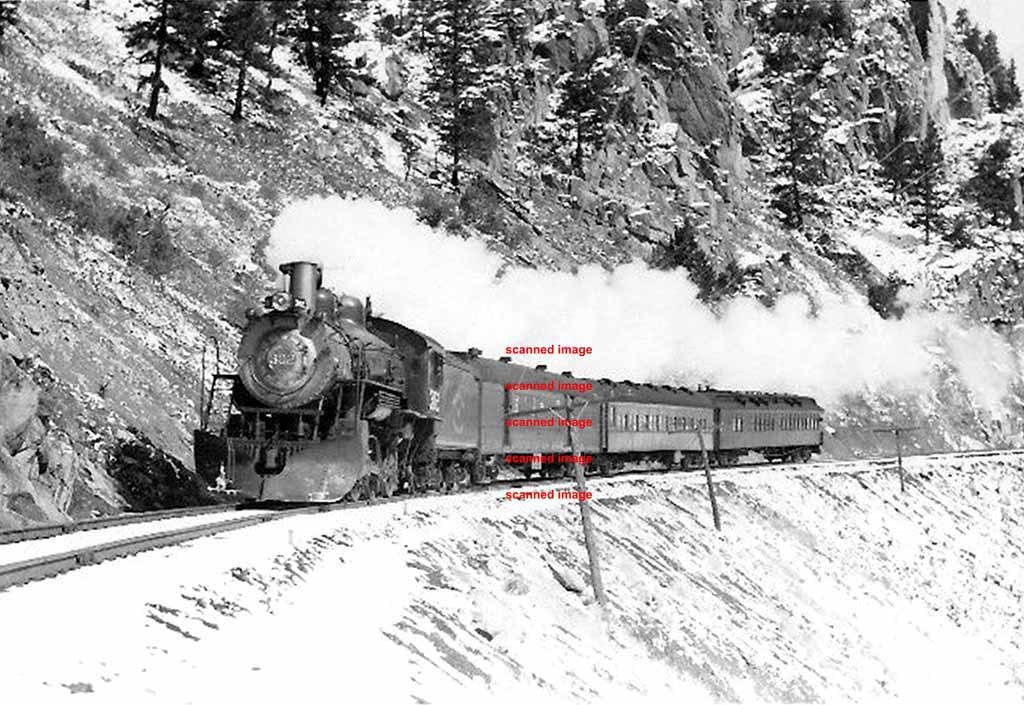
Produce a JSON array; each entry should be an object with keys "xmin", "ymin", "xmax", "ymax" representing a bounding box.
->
[
  {"xmin": 0, "ymin": 503, "xmax": 244, "ymax": 545},
  {"xmin": 0, "ymin": 503, "xmax": 358, "ymax": 592},
  {"xmin": 1, "ymin": 446, "xmax": 1021, "ymax": 593}
]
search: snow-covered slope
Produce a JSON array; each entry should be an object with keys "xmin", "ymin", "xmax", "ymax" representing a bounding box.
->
[{"xmin": 1, "ymin": 454, "xmax": 1021, "ymax": 702}]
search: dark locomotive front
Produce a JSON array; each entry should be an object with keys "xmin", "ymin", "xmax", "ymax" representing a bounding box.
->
[{"xmin": 195, "ymin": 261, "xmax": 417, "ymax": 502}]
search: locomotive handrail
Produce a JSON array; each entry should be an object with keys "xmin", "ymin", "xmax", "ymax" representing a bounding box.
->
[{"xmin": 198, "ymin": 336, "xmax": 222, "ymax": 430}]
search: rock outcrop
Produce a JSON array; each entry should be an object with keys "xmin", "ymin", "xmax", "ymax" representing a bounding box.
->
[{"xmin": 0, "ymin": 328, "xmax": 120, "ymax": 527}]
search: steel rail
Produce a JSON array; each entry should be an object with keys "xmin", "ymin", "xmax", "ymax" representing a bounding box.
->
[
  {"xmin": 0, "ymin": 503, "xmax": 354, "ymax": 592},
  {"xmin": 0, "ymin": 503, "xmax": 244, "ymax": 546},
  {"xmin": 1, "ymin": 447, "xmax": 1021, "ymax": 592}
]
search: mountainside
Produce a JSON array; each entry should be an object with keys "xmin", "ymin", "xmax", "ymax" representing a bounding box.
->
[{"xmin": 1, "ymin": 0, "xmax": 1023, "ymax": 526}]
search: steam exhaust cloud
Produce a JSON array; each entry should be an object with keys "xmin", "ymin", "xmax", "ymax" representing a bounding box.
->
[{"xmin": 267, "ymin": 196, "xmax": 1019, "ymax": 412}]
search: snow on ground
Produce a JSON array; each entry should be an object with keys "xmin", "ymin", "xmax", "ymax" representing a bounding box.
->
[
  {"xmin": 842, "ymin": 215, "xmax": 932, "ymax": 281},
  {"xmin": 0, "ymin": 508, "xmax": 269, "ymax": 566},
  {"xmin": 0, "ymin": 455, "xmax": 1022, "ymax": 703}
]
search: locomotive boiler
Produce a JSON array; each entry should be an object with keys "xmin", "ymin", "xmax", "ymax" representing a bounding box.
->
[{"xmin": 195, "ymin": 261, "xmax": 427, "ymax": 502}]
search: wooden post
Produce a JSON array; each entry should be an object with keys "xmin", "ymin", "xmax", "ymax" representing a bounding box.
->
[
  {"xmin": 894, "ymin": 428, "xmax": 905, "ymax": 493},
  {"xmin": 565, "ymin": 395, "xmax": 607, "ymax": 606},
  {"xmin": 1012, "ymin": 164, "xmax": 1022, "ymax": 231},
  {"xmin": 695, "ymin": 426, "xmax": 721, "ymax": 531},
  {"xmin": 873, "ymin": 425, "xmax": 919, "ymax": 493}
]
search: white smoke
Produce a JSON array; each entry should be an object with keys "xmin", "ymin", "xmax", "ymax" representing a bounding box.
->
[{"xmin": 267, "ymin": 195, "xmax": 1020, "ymax": 411}]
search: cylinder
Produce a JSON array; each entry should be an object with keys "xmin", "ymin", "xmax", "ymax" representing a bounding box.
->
[{"xmin": 280, "ymin": 261, "xmax": 322, "ymax": 312}]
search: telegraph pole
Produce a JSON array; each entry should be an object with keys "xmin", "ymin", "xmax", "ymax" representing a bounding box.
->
[
  {"xmin": 873, "ymin": 426, "xmax": 921, "ymax": 492},
  {"xmin": 506, "ymin": 397, "xmax": 607, "ymax": 605},
  {"xmin": 695, "ymin": 426, "xmax": 721, "ymax": 531},
  {"xmin": 564, "ymin": 395, "xmax": 607, "ymax": 606},
  {"xmin": 668, "ymin": 421, "xmax": 722, "ymax": 531}
]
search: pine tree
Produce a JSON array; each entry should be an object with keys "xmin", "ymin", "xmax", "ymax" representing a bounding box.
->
[
  {"xmin": 290, "ymin": 0, "xmax": 362, "ymax": 106},
  {"xmin": 0, "ymin": 0, "xmax": 20, "ymax": 47},
  {"xmin": 879, "ymin": 107, "xmax": 916, "ymax": 197},
  {"xmin": 486, "ymin": 0, "xmax": 531, "ymax": 100},
  {"xmin": 490, "ymin": 0, "xmax": 530, "ymax": 64},
  {"xmin": 655, "ymin": 217, "xmax": 744, "ymax": 301},
  {"xmin": 769, "ymin": 86, "xmax": 827, "ymax": 230},
  {"xmin": 420, "ymin": 0, "xmax": 496, "ymax": 187},
  {"xmin": 963, "ymin": 137, "xmax": 1016, "ymax": 227},
  {"xmin": 172, "ymin": 0, "xmax": 223, "ymax": 83},
  {"xmin": 221, "ymin": 1, "xmax": 270, "ymax": 121},
  {"xmin": 954, "ymin": 8, "xmax": 982, "ymax": 55},
  {"xmin": 405, "ymin": 0, "xmax": 432, "ymax": 50},
  {"xmin": 125, "ymin": 0, "xmax": 226, "ymax": 118},
  {"xmin": 991, "ymin": 58, "xmax": 1022, "ymax": 112},
  {"xmin": 955, "ymin": 15, "xmax": 1019, "ymax": 113},
  {"xmin": 552, "ymin": 56, "xmax": 621, "ymax": 177},
  {"xmin": 904, "ymin": 118, "xmax": 945, "ymax": 245},
  {"xmin": 976, "ymin": 31, "xmax": 1001, "ymax": 73},
  {"xmin": 262, "ymin": 1, "xmax": 297, "ymax": 94},
  {"xmin": 125, "ymin": 0, "xmax": 172, "ymax": 119},
  {"xmin": 1007, "ymin": 59, "xmax": 1022, "ymax": 106}
]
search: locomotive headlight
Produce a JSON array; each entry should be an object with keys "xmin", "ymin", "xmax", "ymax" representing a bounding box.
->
[{"xmin": 270, "ymin": 291, "xmax": 294, "ymax": 312}]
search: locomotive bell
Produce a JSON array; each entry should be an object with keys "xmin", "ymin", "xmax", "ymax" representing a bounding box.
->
[{"xmin": 279, "ymin": 261, "xmax": 322, "ymax": 313}]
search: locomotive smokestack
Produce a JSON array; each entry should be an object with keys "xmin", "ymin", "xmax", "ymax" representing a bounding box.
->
[{"xmin": 280, "ymin": 261, "xmax": 322, "ymax": 312}]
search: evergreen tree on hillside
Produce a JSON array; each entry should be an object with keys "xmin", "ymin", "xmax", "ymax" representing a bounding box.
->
[
  {"xmin": 490, "ymin": 0, "xmax": 531, "ymax": 64},
  {"xmin": 173, "ymin": 0, "xmax": 222, "ymax": 82},
  {"xmin": 963, "ymin": 137, "xmax": 1017, "ymax": 228},
  {"xmin": 879, "ymin": 107, "xmax": 917, "ymax": 198},
  {"xmin": 125, "ymin": 1, "xmax": 227, "ymax": 117},
  {"xmin": 655, "ymin": 216, "xmax": 745, "ymax": 301},
  {"xmin": 991, "ymin": 58, "xmax": 1022, "ymax": 112},
  {"xmin": 419, "ymin": 0, "xmax": 496, "ymax": 187},
  {"xmin": 769, "ymin": 85, "xmax": 827, "ymax": 230},
  {"xmin": 954, "ymin": 11, "xmax": 1020, "ymax": 113},
  {"xmin": 954, "ymin": 8, "xmax": 982, "ymax": 55},
  {"xmin": 904, "ymin": 118, "xmax": 946, "ymax": 245},
  {"xmin": 0, "ymin": 0, "xmax": 20, "ymax": 48},
  {"xmin": 221, "ymin": 1, "xmax": 271, "ymax": 121},
  {"xmin": 262, "ymin": 1, "xmax": 298, "ymax": 94},
  {"xmin": 290, "ymin": 0, "xmax": 362, "ymax": 106},
  {"xmin": 552, "ymin": 55, "xmax": 621, "ymax": 177},
  {"xmin": 486, "ymin": 0, "xmax": 532, "ymax": 102},
  {"xmin": 768, "ymin": 0, "xmax": 852, "ymax": 42},
  {"xmin": 125, "ymin": 0, "xmax": 173, "ymax": 119}
]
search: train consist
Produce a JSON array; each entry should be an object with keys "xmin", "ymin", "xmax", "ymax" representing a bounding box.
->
[{"xmin": 194, "ymin": 261, "xmax": 825, "ymax": 502}]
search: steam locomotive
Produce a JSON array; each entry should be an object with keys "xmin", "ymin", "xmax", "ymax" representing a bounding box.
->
[{"xmin": 194, "ymin": 261, "xmax": 824, "ymax": 502}]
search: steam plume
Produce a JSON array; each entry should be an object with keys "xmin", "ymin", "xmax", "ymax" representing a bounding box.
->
[{"xmin": 267, "ymin": 196, "xmax": 1019, "ymax": 412}]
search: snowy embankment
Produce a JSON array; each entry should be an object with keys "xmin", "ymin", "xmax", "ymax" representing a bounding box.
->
[{"xmin": 0, "ymin": 455, "xmax": 1022, "ymax": 702}]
